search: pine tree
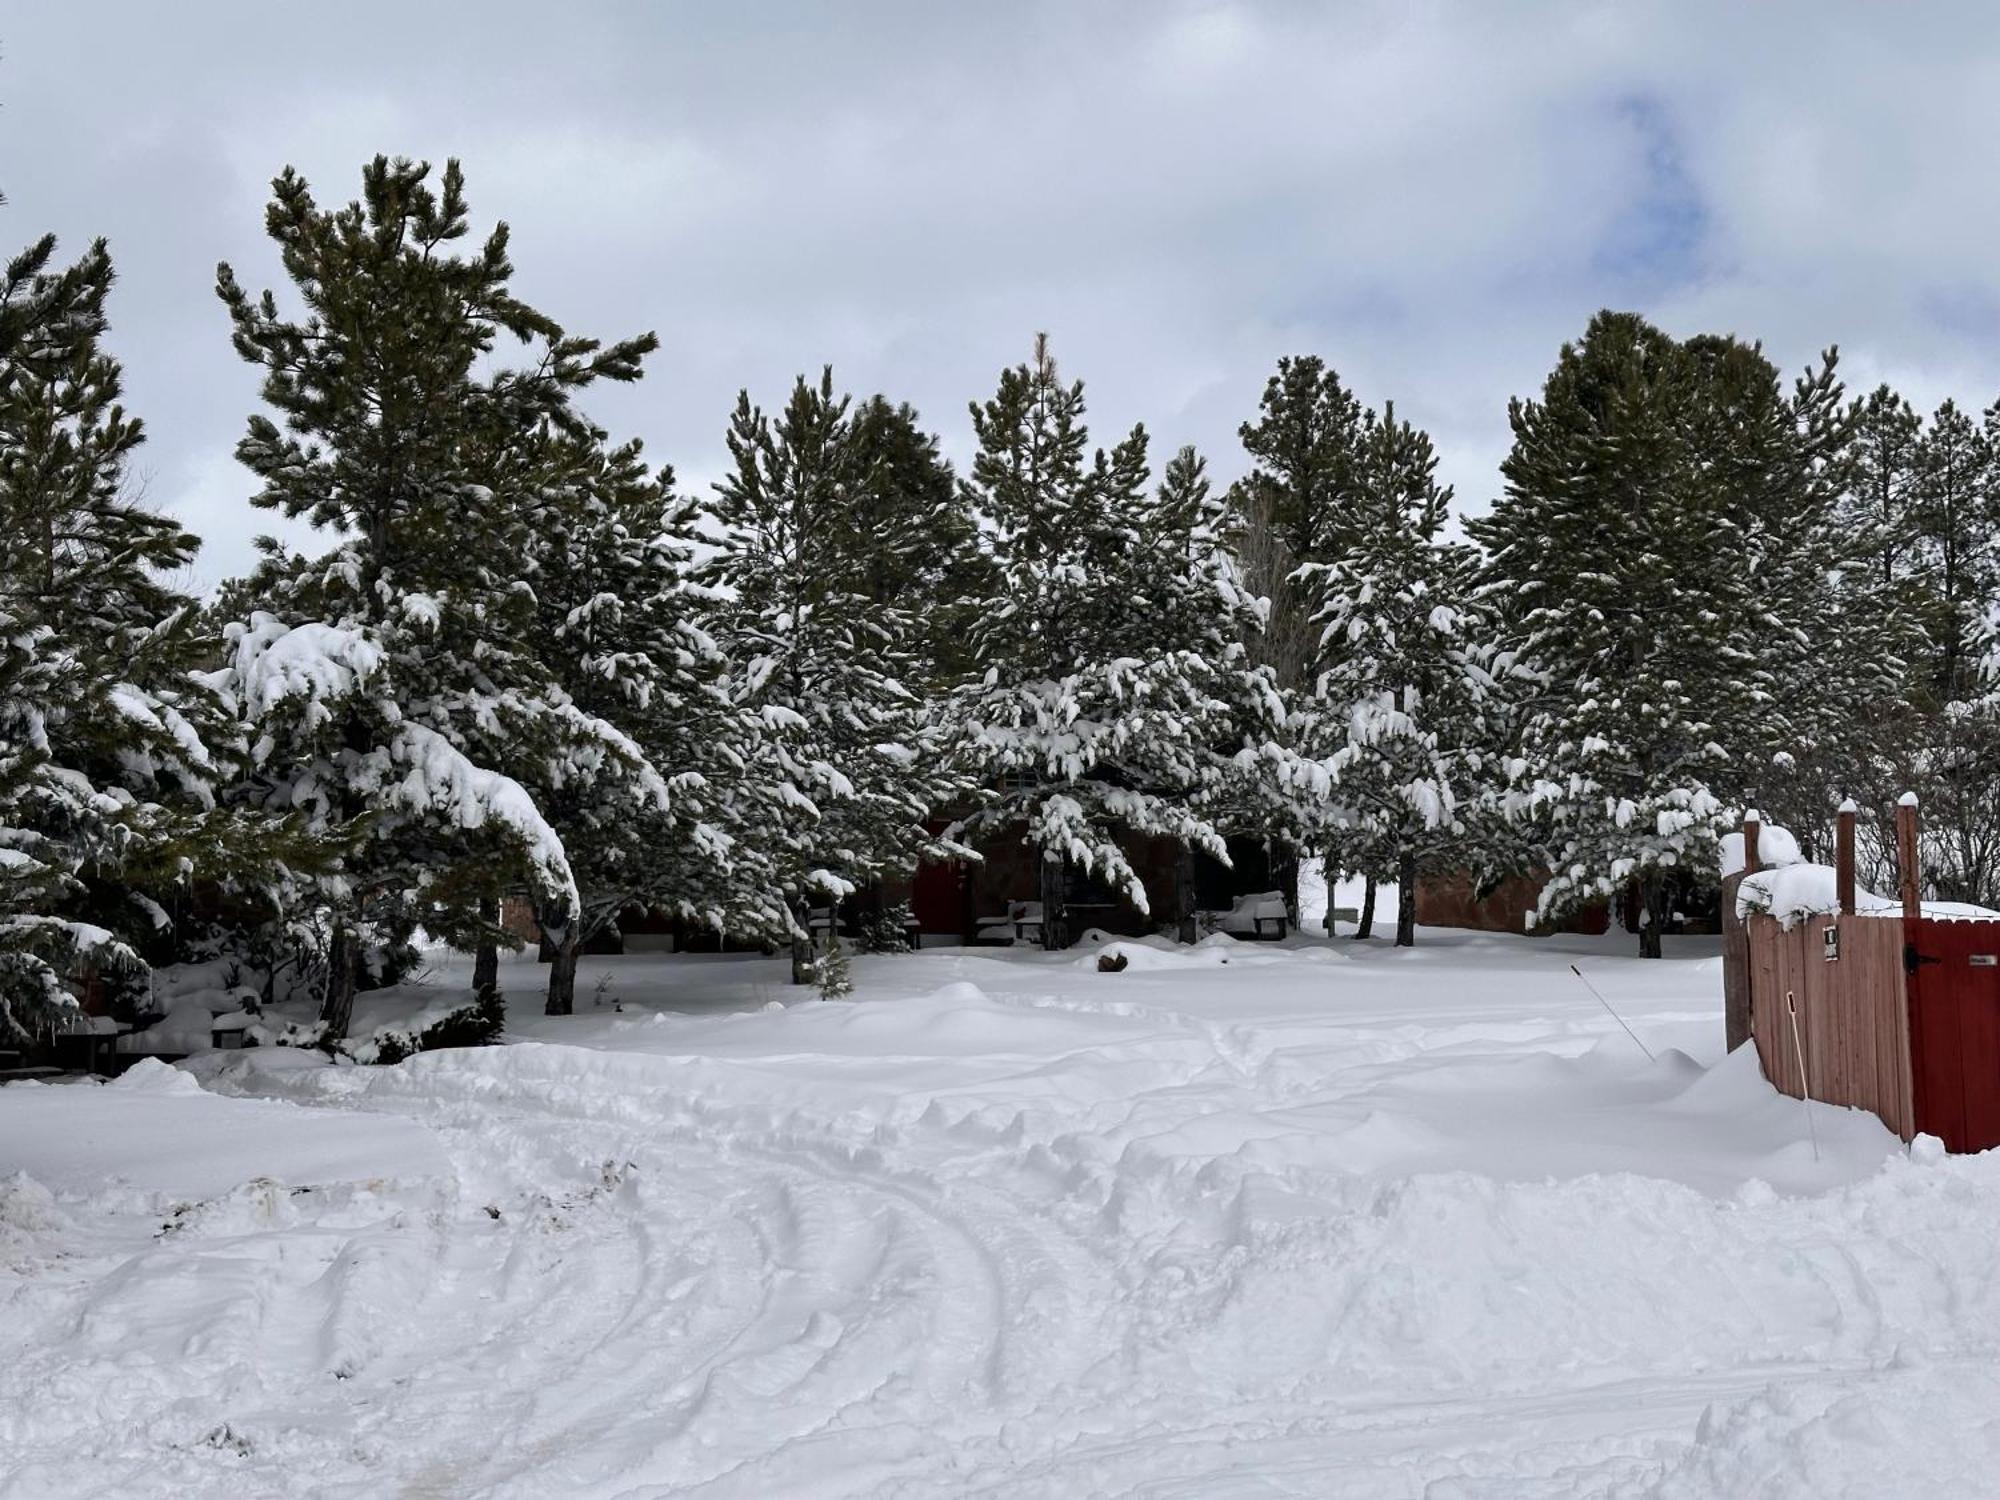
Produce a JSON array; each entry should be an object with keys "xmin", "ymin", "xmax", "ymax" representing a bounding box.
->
[
  {"xmin": 698, "ymin": 370, "xmax": 970, "ymax": 983},
  {"xmin": 1227, "ymin": 356, "xmax": 1367, "ymax": 916},
  {"xmin": 1840, "ymin": 385, "xmax": 1922, "ymax": 592},
  {"xmin": 0, "ymin": 236, "xmax": 249, "ymax": 1039},
  {"xmin": 205, "ymin": 613, "xmax": 578, "ymax": 1036},
  {"xmin": 1908, "ymin": 400, "xmax": 1998, "ymax": 703},
  {"xmin": 1680, "ymin": 336, "xmax": 1891, "ymax": 861},
  {"xmin": 214, "ymin": 156, "xmax": 659, "ymax": 1034},
  {"xmin": 1885, "ymin": 401, "xmax": 2000, "ymax": 903},
  {"xmin": 518, "ymin": 425, "xmax": 782, "ymax": 1003},
  {"xmin": 1474, "ymin": 313, "xmax": 1777, "ymax": 955},
  {"xmin": 844, "ymin": 394, "xmax": 991, "ymax": 684},
  {"xmin": 1297, "ymin": 404, "xmax": 1497, "ymax": 947},
  {"xmin": 1146, "ymin": 443, "xmax": 1294, "ymax": 940},
  {"xmin": 955, "ymin": 337, "xmax": 1279, "ymax": 949}
]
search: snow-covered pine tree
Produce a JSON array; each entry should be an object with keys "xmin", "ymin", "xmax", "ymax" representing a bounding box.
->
[
  {"xmin": 1474, "ymin": 313, "xmax": 1854, "ymax": 956},
  {"xmin": 1840, "ymin": 385, "xmax": 1923, "ymax": 595},
  {"xmin": 1679, "ymin": 337, "xmax": 1894, "ymax": 860},
  {"xmin": 843, "ymin": 394, "xmax": 992, "ymax": 686},
  {"xmin": 1890, "ymin": 401, "xmax": 2000, "ymax": 902},
  {"xmin": 516, "ymin": 425, "xmax": 783, "ymax": 1006},
  {"xmin": 1907, "ymin": 400, "xmax": 2000, "ymax": 704},
  {"xmin": 1230, "ymin": 356, "xmax": 1366, "ymax": 688},
  {"xmin": 697, "ymin": 370, "xmax": 970, "ymax": 983},
  {"xmin": 955, "ymin": 337, "xmax": 1279, "ymax": 950},
  {"xmin": 1297, "ymin": 404, "xmax": 1497, "ymax": 947},
  {"xmin": 0, "ymin": 235, "xmax": 256, "ymax": 1040},
  {"xmin": 1140, "ymin": 444, "xmax": 1292, "ymax": 940},
  {"xmin": 214, "ymin": 156, "xmax": 660, "ymax": 1034},
  {"xmin": 204, "ymin": 614, "xmax": 578, "ymax": 1038},
  {"xmin": 1227, "ymin": 356, "xmax": 1368, "ymax": 918}
]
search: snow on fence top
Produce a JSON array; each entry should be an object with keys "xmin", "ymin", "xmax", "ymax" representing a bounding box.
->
[
  {"xmin": 1717, "ymin": 821, "xmax": 1803, "ymax": 878},
  {"xmin": 1736, "ymin": 862, "xmax": 2000, "ymax": 929}
]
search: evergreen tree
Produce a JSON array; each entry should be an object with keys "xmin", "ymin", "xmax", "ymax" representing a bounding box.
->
[
  {"xmin": 1227, "ymin": 356, "xmax": 1367, "ymax": 916},
  {"xmin": 205, "ymin": 613, "xmax": 578, "ymax": 1036},
  {"xmin": 1473, "ymin": 312, "xmax": 1850, "ymax": 956},
  {"xmin": 1680, "ymin": 336, "xmax": 1885, "ymax": 859},
  {"xmin": 518, "ymin": 425, "xmax": 782, "ymax": 1003},
  {"xmin": 214, "ymin": 156, "xmax": 659, "ymax": 1033},
  {"xmin": 1908, "ymin": 400, "xmax": 1998, "ymax": 703},
  {"xmin": 0, "ymin": 236, "xmax": 254, "ymax": 1039},
  {"xmin": 843, "ymin": 394, "xmax": 991, "ymax": 684},
  {"xmin": 1230, "ymin": 356, "xmax": 1365, "ymax": 686},
  {"xmin": 1297, "ymin": 404, "xmax": 1498, "ymax": 947},
  {"xmin": 1840, "ymin": 385, "xmax": 1922, "ymax": 592},
  {"xmin": 1882, "ymin": 401, "xmax": 2000, "ymax": 903},
  {"xmin": 698, "ymin": 370, "xmax": 970, "ymax": 983},
  {"xmin": 955, "ymin": 337, "xmax": 1278, "ymax": 950}
]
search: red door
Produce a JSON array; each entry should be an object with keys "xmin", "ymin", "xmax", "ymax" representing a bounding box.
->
[
  {"xmin": 1907, "ymin": 917, "xmax": 2000, "ymax": 1153},
  {"xmin": 910, "ymin": 856, "xmax": 966, "ymax": 942}
]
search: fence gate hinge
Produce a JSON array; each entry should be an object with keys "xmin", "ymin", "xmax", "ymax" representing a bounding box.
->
[{"xmin": 1905, "ymin": 943, "xmax": 1941, "ymax": 974}]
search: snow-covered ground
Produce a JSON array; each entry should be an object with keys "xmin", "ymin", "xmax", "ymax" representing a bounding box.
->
[{"xmin": 6, "ymin": 928, "xmax": 2000, "ymax": 1497}]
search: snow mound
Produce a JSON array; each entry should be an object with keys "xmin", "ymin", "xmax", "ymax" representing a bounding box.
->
[
  {"xmin": 110, "ymin": 1057, "xmax": 207, "ymax": 1095},
  {"xmin": 1718, "ymin": 821, "xmax": 1803, "ymax": 877}
]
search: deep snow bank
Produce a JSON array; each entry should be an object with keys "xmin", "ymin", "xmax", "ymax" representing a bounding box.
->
[{"xmin": 5, "ymin": 933, "xmax": 1999, "ymax": 1497}]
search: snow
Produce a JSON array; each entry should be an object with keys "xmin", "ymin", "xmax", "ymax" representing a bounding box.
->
[
  {"xmin": 1718, "ymin": 820, "xmax": 1804, "ymax": 877},
  {"xmin": 0, "ymin": 1060, "xmax": 443, "ymax": 1201},
  {"xmin": 6, "ymin": 932, "xmax": 2000, "ymax": 1495},
  {"xmin": 223, "ymin": 613, "xmax": 385, "ymax": 725},
  {"xmin": 1205, "ymin": 887, "xmax": 1289, "ymax": 934},
  {"xmin": 379, "ymin": 723, "xmax": 578, "ymax": 908},
  {"xmin": 1300, "ymin": 862, "xmax": 1400, "ymax": 935},
  {"xmin": 1736, "ymin": 861, "xmax": 2000, "ymax": 928}
]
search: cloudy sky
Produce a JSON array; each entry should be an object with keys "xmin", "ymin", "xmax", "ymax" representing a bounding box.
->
[{"xmin": 10, "ymin": 2, "xmax": 2000, "ymax": 587}]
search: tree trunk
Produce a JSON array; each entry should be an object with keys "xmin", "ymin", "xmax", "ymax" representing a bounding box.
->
[
  {"xmin": 1355, "ymin": 876, "xmax": 1377, "ymax": 939},
  {"xmin": 1395, "ymin": 848, "xmax": 1417, "ymax": 948},
  {"xmin": 1039, "ymin": 854, "xmax": 1070, "ymax": 952},
  {"xmin": 790, "ymin": 895, "xmax": 815, "ymax": 985},
  {"xmin": 1271, "ymin": 844, "xmax": 1301, "ymax": 928},
  {"xmin": 1174, "ymin": 843, "xmax": 1198, "ymax": 945},
  {"xmin": 1637, "ymin": 871, "xmax": 1667, "ymax": 959},
  {"xmin": 545, "ymin": 927, "xmax": 580, "ymax": 1014},
  {"xmin": 473, "ymin": 895, "xmax": 500, "ymax": 1006},
  {"xmin": 320, "ymin": 917, "xmax": 357, "ymax": 1042}
]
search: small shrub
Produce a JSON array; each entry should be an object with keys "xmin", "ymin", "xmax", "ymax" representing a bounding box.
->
[
  {"xmin": 812, "ymin": 940, "xmax": 854, "ymax": 1000},
  {"xmin": 856, "ymin": 903, "xmax": 914, "ymax": 955},
  {"xmin": 351, "ymin": 985, "xmax": 504, "ymax": 1064}
]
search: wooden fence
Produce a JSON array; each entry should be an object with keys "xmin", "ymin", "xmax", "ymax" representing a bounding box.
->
[{"xmin": 1746, "ymin": 910, "xmax": 1914, "ymax": 1141}]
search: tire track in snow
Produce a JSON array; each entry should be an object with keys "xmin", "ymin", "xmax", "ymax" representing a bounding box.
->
[{"xmin": 237, "ymin": 1043, "xmax": 1118, "ymax": 1496}]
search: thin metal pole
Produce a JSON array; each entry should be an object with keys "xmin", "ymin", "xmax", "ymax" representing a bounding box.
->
[
  {"xmin": 1786, "ymin": 988, "xmax": 1820, "ymax": 1161},
  {"xmin": 1569, "ymin": 964, "xmax": 1656, "ymax": 1061}
]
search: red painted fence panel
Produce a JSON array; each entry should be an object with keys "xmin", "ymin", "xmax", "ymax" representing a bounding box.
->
[{"xmin": 1906, "ymin": 916, "xmax": 2000, "ymax": 1154}]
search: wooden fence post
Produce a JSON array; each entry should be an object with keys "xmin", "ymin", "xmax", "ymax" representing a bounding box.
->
[
  {"xmin": 1897, "ymin": 793, "xmax": 1921, "ymax": 923},
  {"xmin": 1836, "ymin": 798, "xmax": 1857, "ymax": 917},
  {"xmin": 1743, "ymin": 808, "xmax": 1762, "ymax": 877},
  {"xmin": 1722, "ymin": 809, "xmax": 1760, "ymax": 1053}
]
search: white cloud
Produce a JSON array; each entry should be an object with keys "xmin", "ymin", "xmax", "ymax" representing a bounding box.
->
[{"xmin": 7, "ymin": 2, "xmax": 2000, "ymax": 586}]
